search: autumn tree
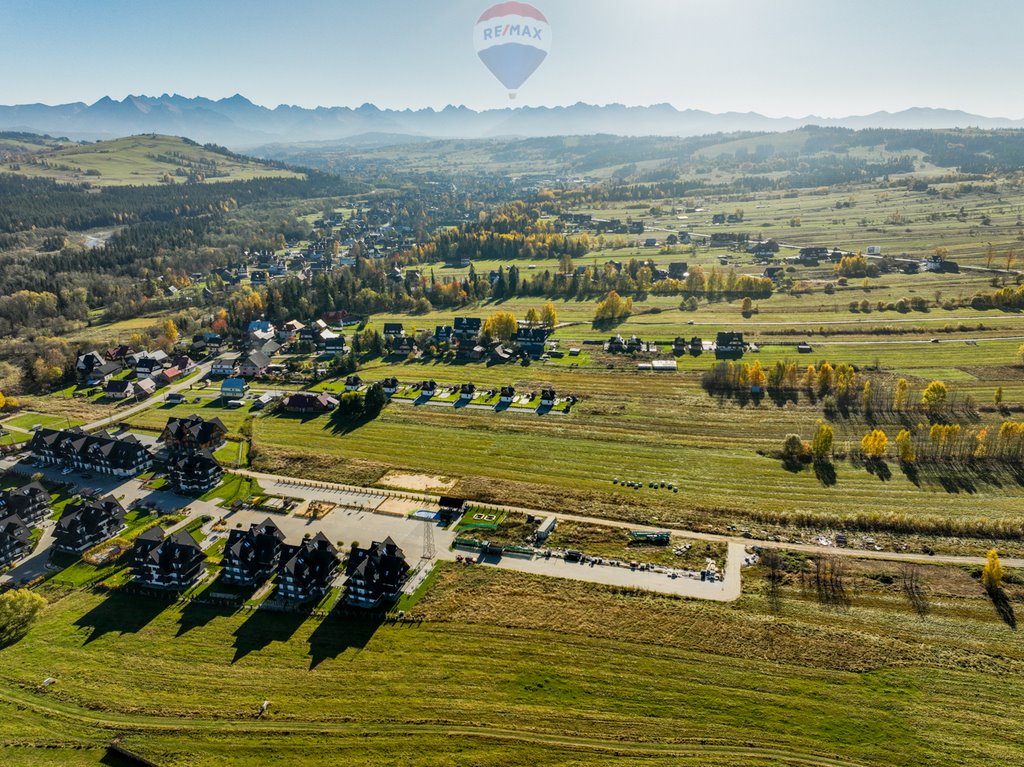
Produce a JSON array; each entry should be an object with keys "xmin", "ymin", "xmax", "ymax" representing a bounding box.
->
[
  {"xmin": 981, "ymin": 549, "xmax": 1003, "ymax": 592},
  {"xmin": 921, "ymin": 380, "xmax": 948, "ymax": 415},
  {"xmin": 782, "ymin": 433, "xmax": 809, "ymax": 467},
  {"xmin": 994, "ymin": 387, "xmax": 1003, "ymax": 407},
  {"xmin": 810, "ymin": 421, "xmax": 834, "ymax": 463},
  {"xmin": 741, "ymin": 296, "xmax": 753, "ymax": 316},
  {"xmin": 163, "ymin": 319, "xmax": 179, "ymax": 345},
  {"xmin": 816, "ymin": 361, "xmax": 835, "ymax": 394},
  {"xmin": 895, "ymin": 429, "xmax": 916, "ymax": 463},
  {"xmin": 0, "ymin": 391, "xmax": 5, "ymax": 411},
  {"xmin": 0, "ymin": 589, "xmax": 46, "ymax": 647},
  {"xmin": 748, "ymin": 360, "xmax": 767, "ymax": 392},
  {"xmin": 483, "ymin": 311, "xmax": 517, "ymax": 343},
  {"xmin": 524, "ymin": 307, "xmax": 541, "ymax": 326},
  {"xmin": 540, "ymin": 301, "xmax": 558, "ymax": 329},
  {"xmin": 594, "ymin": 290, "xmax": 632, "ymax": 323},
  {"xmin": 861, "ymin": 429, "xmax": 888, "ymax": 459},
  {"xmin": 893, "ymin": 378, "xmax": 908, "ymax": 411}
]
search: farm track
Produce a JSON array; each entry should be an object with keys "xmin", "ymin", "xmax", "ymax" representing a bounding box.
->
[{"xmin": 0, "ymin": 686, "xmax": 871, "ymax": 767}]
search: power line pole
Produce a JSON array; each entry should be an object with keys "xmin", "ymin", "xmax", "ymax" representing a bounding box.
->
[{"xmin": 421, "ymin": 518, "xmax": 435, "ymax": 561}]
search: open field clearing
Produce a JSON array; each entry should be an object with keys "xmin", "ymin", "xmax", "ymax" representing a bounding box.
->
[
  {"xmin": 0, "ymin": 134, "xmax": 302, "ymax": 187},
  {"xmin": 0, "ymin": 559, "xmax": 1020, "ymax": 766}
]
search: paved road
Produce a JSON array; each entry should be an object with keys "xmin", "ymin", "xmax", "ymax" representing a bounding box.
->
[{"xmin": 81, "ymin": 360, "xmax": 215, "ymax": 432}]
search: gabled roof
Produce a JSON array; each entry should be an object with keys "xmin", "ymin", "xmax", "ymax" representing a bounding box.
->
[{"xmin": 240, "ymin": 350, "xmax": 271, "ymax": 368}]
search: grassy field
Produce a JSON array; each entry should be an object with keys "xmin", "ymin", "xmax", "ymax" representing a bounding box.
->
[
  {"xmin": 0, "ymin": 134, "xmax": 303, "ymax": 187},
  {"xmin": 0, "ymin": 558, "xmax": 1021, "ymax": 766}
]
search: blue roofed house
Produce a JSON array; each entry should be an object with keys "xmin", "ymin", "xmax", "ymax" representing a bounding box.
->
[{"xmin": 220, "ymin": 378, "xmax": 248, "ymax": 400}]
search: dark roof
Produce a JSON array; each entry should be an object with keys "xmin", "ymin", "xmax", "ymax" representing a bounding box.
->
[
  {"xmin": 240, "ymin": 350, "xmax": 271, "ymax": 368},
  {"xmin": 277, "ymin": 532, "xmax": 339, "ymax": 592},
  {"xmin": 283, "ymin": 392, "xmax": 338, "ymax": 411},
  {"xmin": 161, "ymin": 414, "xmax": 227, "ymax": 448},
  {"xmin": 54, "ymin": 496, "xmax": 126, "ymax": 546},
  {"xmin": 0, "ymin": 481, "xmax": 50, "ymax": 519},
  {"xmin": 30, "ymin": 428, "xmax": 152, "ymax": 472},
  {"xmin": 438, "ymin": 496, "xmax": 466, "ymax": 511}
]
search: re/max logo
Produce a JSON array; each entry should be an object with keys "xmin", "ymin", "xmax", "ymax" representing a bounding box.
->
[{"xmin": 482, "ymin": 24, "xmax": 543, "ymax": 41}]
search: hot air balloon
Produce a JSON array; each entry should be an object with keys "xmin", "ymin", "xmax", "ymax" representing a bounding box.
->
[{"xmin": 473, "ymin": 2, "xmax": 551, "ymax": 99}]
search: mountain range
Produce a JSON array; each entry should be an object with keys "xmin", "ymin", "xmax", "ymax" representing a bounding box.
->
[{"xmin": 2, "ymin": 94, "xmax": 1022, "ymax": 150}]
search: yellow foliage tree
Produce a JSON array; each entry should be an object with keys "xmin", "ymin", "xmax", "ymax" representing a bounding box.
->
[
  {"xmin": 748, "ymin": 360, "xmax": 767, "ymax": 391},
  {"xmin": 895, "ymin": 429, "xmax": 916, "ymax": 463},
  {"xmin": 483, "ymin": 311, "xmax": 517, "ymax": 343},
  {"xmin": 811, "ymin": 421, "xmax": 834, "ymax": 462},
  {"xmin": 540, "ymin": 302, "xmax": 558, "ymax": 329},
  {"xmin": 982, "ymin": 549, "xmax": 1003, "ymax": 591},
  {"xmin": 816, "ymin": 361, "xmax": 835, "ymax": 394},
  {"xmin": 893, "ymin": 378, "xmax": 909, "ymax": 411},
  {"xmin": 861, "ymin": 429, "xmax": 888, "ymax": 459},
  {"xmin": 524, "ymin": 307, "xmax": 540, "ymax": 325},
  {"xmin": 921, "ymin": 380, "xmax": 948, "ymax": 414}
]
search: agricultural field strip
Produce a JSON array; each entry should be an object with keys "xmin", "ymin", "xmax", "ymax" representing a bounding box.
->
[{"xmin": 0, "ymin": 684, "xmax": 873, "ymax": 767}]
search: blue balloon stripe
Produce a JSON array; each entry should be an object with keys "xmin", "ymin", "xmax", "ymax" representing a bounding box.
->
[{"xmin": 477, "ymin": 44, "xmax": 548, "ymax": 91}]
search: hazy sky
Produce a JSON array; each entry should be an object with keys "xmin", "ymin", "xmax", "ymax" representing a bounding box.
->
[{"xmin": 3, "ymin": 0, "xmax": 1022, "ymax": 117}]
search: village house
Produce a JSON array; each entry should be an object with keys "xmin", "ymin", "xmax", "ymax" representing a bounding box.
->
[
  {"xmin": 453, "ymin": 317, "xmax": 482, "ymax": 341},
  {"xmin": 419, "ymin": 380, "xmax": 437, "ymax": 397},
  {"xmin": 82, "ymin": 359, "xmax": 123, "ymax": 387},
  {"xmin": 345, "ymin": 537, "xmax": 409, "ymax": 608},
  {"xmin": 390, "ymin": 335, "xmax": 416, "ymax": 356},
  {"xmin": 130, "ymin": 527, "xmax": 206, "ymax": 589},
  {"xmin": 105, "ymin": 345, "xmax": 135, "ymax": 363},
  {"xmin": 0, "ymin": 481, "xmax": 51, "ymax": 526},
  {"xmin": 540, "ymin": 388, "xmax": 556, "ymax": 407},
  {"xmin": 434, "ymin": 325, "xmax": 454, "ymax": 345},
  {"xmin": 383, "ymin": 322, "xmax": 405, "ymax": 338},
  {"xmin": 281, "ymin": 392, "xmax": 339, "ymax": 414},
  {"xmin": 275, "ymin": 533, "xmax": 340, "ymax": 602},
  {"xmin": 220, "ymin": 378, "xmax": 248, "ymax": 401},
  {"xmin": 29, "ymin": 428, "xmax": 152, "ymax": 477},
  {"xmin": 499, "ymin": 385, "xmax": 516, "ymax": 404},
  {"xmin": 515, "ymin": 324, "xmax": 550, "ymax": 358},
  {"xmin": 104, "ymin": 379, "xmax": 139, "ymax": 400},
  {"xmin": 277, "ymin": 320, "xmax": 305, "ymax": 343},
  {"xmin": 715, "ymin": 332, "xmax": 745, "ymax": 359},
  {"xmin": 171, "ymin": 355, "xmax": 197, "ymax": 375},
  {"xmin": 168, "ymin": 449, "xmax": 222, "ymax": 494},
  {"xmin": 156, "ymin": 366, "xmax": 183, "ymax": 386},
  {"xmin": 76, "ymin": 350, "xmax": 106, "ymax": 376},
  {"xmin": 210, "ymin": 359, "xmax": 237, "ymax": 377},
  {"xmin": 221, "ymin": 518, "xmax": 285, "ymax": 586},
  {"xmin": 53, "ymin": 496, "xmax": 127, "ymax": 552},
  {"xmin": 380, "ymin": 377, "xmax": 399, "ymax": 395},
  {"xmin": 668, "ymin": 262, "xmax": 689, "ymax": 280},
  {"xmin": 237, "ymin": 351, "xmax": 271, "ymax": 378},
  {"xmin": 160, "ymin": 415, "xmax": 228, "ymax": 453},
  {"xmin": 0, "ymin": 515, "xmax": 31, "ymax": 567},
  {"xmin": 135, "ymin": 378, "xmax": 158, "ymax": 399},
  {"xmin": 345, "ymin": 375, "xmax": 363, "ymax": 392},
  {"xmin": 132, "ymin": 350, "xmax": 168, "ymax": 376}
]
